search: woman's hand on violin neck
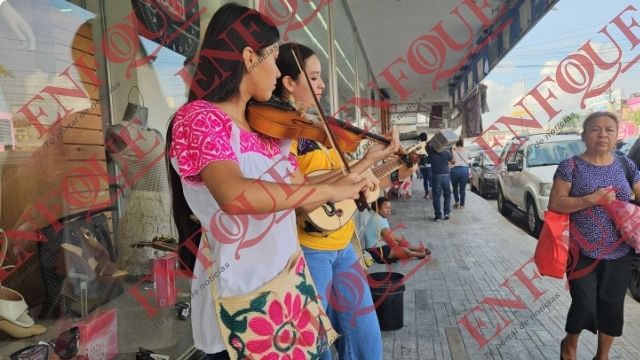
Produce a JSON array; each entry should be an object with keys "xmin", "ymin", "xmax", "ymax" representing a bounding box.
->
[
  {"xmin": 363, "ymin": 127, "xmax": 401, "ymax": 163},
  {"xmin": 327, "ymin": 173, "xmax": 376, "ymax": 203}
]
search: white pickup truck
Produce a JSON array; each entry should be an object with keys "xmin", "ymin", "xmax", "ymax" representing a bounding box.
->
[{"xmin": 495, "ymin": 134, "xmax": 585, "ymax": 236}]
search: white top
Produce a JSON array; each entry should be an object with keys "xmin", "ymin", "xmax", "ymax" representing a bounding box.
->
[
  {"xmin": 452, "ymin": 147, "xmax": 470, "ymax": 167},
  {"xmin": 170, "ymin": 101, "xmax": 299, "ymax": 354}
]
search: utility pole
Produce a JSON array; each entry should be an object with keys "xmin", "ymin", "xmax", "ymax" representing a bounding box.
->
[{"xmin": 521, "ymin": 77, "xmax": 525, "ymax": 135}]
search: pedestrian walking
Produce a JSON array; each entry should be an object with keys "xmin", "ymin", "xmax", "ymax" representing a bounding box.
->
[
  {"xmin": 428, "ymin": 142, "xmax": 453, "ymax": 221},
  {"xmin": 548, "ymin": 111, "xmax": 640, "ymax": 360},
  {"xmin": 451, "ymin": 138, "xmax": 470, "ymax": 209},
  {"xmin": 418, "ymin": 133, "xmax": 432, "ymax": 199}
]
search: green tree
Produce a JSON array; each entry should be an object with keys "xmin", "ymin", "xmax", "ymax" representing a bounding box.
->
[
  {"xmin": 559, "ymin": 112, "xmax": 581, "ymax": 131},
  {"xmin": 630, "ymin": 110, "xmax": 640, "ymax": 127}
]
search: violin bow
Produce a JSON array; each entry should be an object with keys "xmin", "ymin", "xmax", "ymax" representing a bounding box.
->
[{"xmin": 290, "ymin": 44, "xmax": 370, "ymax": 211}]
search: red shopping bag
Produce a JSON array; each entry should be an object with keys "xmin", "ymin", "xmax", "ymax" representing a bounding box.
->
[
  {"xmin": 534, "ymin": 211, "xmax": 570, "ymax": 279},
  {"xmin": 603, "ymin": 200, "xmax": 640, "ymax": 252}
]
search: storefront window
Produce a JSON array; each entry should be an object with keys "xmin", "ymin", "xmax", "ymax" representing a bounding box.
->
[
  {"xmin": 0, "ymin": 1, "xmax": 247, "ymax": 358},
  {"xmin": 0, "ymin": 0, "xmax": 378, "ymax": 357},
  {"xmin": 254, "ymin": 0, "xmax": 331, "ymax": 112},
  {"xmin": 356, "ymin": 46, "xmax": 371, "ymax": 129},
  {"xmin": 332, "ymin": 0, "xmax": 356, "ymax": 122}
]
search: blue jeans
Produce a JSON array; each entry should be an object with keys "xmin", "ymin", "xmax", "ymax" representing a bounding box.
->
[
  {"xmin": 301, "ymin": 244, "xmax": 383, "ymax": 360},
  {"xmin": 419, "ymin": 166, "xmax": 432, "ymax": 192},
  {"xmin": 450, "ymin": 166, "xmax": 468, "ymax": 206},
  {"xmin": 432, "ymin": 173, "xmax": 451, "ymax": 218}
]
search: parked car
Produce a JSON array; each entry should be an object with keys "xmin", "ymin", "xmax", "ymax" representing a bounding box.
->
[
  {"xmin": 470, "ymin": 152, "xmax": 498, "ymax": 198},
  {"xmin": 624, "ymin": 137, "xmax": 640, "ymax": 302},
  {"xmin": 496, "ymin": 134, "xmax": 586, "ymax": 236},
  {"xmin": 466, "ymin": 144, "xmax": 483, "ymax": 160},
  {"xmin": 619, "ymin": 136, "xmax": 638, "ymax": 155}
]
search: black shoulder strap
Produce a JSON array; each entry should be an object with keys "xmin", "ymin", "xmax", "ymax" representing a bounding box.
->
[{"xmin": 616, "ymin": 155, "xmax": 633, "ymax": 191}]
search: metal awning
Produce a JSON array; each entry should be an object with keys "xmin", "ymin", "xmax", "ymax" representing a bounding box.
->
[{"xmin": 346, "ymin": 0, "xmax": 559, "ymax": 130}]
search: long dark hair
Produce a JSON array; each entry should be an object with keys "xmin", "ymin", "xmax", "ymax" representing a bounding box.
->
[
  {"xmin": 166, "ymin": 3, "xmax": 280, "ymax": 272},
  {"xmin": 274, "ymin": 43, "xmax": 315, "ymax": 98}
]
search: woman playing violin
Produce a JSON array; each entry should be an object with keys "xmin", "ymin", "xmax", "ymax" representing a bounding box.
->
[
  {"xmin": 274, "ymin": 42, "xmax": 415, "ymax": 360},
  {"xmin": 165, "ymin": 6, "xmax": 374, "ymax": 359}
]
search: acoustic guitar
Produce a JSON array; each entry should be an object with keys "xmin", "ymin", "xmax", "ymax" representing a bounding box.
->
[{"xmin": 298, "ymin": 141, "xmax": 426, "ymax": 236}]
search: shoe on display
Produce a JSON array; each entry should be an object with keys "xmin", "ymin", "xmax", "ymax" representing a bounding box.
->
[
  {"xmin": 0, "ymin": 286, "xmax": 47, "ymax": 338},
  {"xmin": 0, "ymin": 229, "xmax": 47, "ymax": 339},
  {"xmin": 58, "ymin": 243, "xmax": 127, "ymax": 283}
]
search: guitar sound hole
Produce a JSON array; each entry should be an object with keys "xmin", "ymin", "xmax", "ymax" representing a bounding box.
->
[{"xmin": 323, "ymin": 203, "xmax": 337, "ymax": 216}]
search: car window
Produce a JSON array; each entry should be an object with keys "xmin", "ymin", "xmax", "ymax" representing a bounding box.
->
[
  {"xmin": 514, "ymin": 147, "xmax": 525, "ymax": 165},
  {"xmin": 483, "ymin": 154, "xmax": 495, "ymax": 167},
  {"xmin": 498, "ymin": 144, "xmax": 510, "ymax": 163},
  {"xmin": 628, "ymin": 138, "xmax": 640, "ymax": 167},
  {"xmin": 526, "ymin": 140, "xmax": 585, "ymax": 167},
  {"xmin": 474, "ymin": 153, "xmax": 482, "ymax": 165},
  {"xmin": 620, "ymin": 137, "xmax": 638, "ymax": 155},
  {"xmin": 467, "ymin": 145, "xmax": 481, "ymax": 158},
  {"xmin": 506, "ymin": 143, "xmax": 520, "ymax": 163}
]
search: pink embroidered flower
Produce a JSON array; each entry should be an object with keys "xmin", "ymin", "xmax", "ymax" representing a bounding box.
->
[
  {"xmin": 246, "ymin": 293, "xmax": 317, "ymax": 359},
  {"xmin": 294, "ymin": 256, "xmax": 305, "ymax": 275},
  {"xmin": 231, "ymin": 336, "xmax": 242, "ymax": 351}
]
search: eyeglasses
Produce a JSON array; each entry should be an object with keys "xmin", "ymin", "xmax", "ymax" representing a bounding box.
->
[{"xmin": 10, "ymin": 326, "xmax": 80, "ymax": 360}]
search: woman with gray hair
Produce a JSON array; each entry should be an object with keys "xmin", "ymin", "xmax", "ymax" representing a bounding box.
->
[{"xmin": 548, "ymin": 111, "xmax": 640, "ymax": 360}]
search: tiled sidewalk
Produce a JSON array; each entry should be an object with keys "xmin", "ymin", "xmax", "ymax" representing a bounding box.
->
[{"xmin": 371, "ymin": 182, "xmax": 640, "ymax": 360}]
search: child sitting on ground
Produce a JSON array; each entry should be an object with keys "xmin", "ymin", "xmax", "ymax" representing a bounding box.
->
[{"xmin": 363, "ymin": 197, "xmax": 430, "ymax": 263}]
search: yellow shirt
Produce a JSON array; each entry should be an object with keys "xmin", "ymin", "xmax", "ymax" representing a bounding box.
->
[{"xmin": 293, "ymin": 140, "xmax": 355, "ymax": 250}]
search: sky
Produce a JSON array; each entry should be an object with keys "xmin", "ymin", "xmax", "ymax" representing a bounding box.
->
[{"xmin": 482, "ymin": 0, "xmax": 640, "ymax": 130}]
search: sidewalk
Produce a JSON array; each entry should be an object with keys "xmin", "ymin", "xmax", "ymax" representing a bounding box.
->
[{"xmin": 372, "ymin": 182, "xmax": 640, "ymax": 360}]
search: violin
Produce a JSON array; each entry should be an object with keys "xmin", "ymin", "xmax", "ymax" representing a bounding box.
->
[{"xmin": 246, "ymin": 97, "xmax": 391, "ymax": 153}]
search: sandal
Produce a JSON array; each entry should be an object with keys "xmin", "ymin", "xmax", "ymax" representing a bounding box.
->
[
  {"xmin": 131, "ymin": 236, "xmax": 178, "ymax": 253},
  {"xmin": 76, "ymin": 227, "xmax": 111, "ymax": 262},
  {"xmin": 0, "ymin": 230, "xmax": 47, "ymax": 338},
  {"xmin": 58, "ymin": 243, "xmax": 127, "ymax": 283}
]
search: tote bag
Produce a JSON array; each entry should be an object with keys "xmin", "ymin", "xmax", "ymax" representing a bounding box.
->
[{"xmin": 534, "ymin": 211, "xmax": 570, "ymax": 279}]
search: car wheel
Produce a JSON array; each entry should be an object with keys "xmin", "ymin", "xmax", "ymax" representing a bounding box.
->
[
  {"xmin": 629, "ymin": 254, "xmax": 640, "ymax": 302},
  {"xmin": 478, "ymin": 180, "xmax": 485, "ymax": 198},
  {"xmin": 526, "ymin": 196, "xmax": 543, "ymax": 237},
  {"xmin": 497, "ymin": 186, "xmax": 512, "ymax": 217}
]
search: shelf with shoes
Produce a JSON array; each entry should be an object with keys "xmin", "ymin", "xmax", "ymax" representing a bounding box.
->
[
  {"xmin": 1, "ymin": 223, "xmax": 194, "ymax": 358},
  {"xmin": 0, "ymin": 230, "xmax": 47, "ymax": 339},
  {"xmin": 1, "ymin": 278, "xmax": 193, "ymax": 359}
]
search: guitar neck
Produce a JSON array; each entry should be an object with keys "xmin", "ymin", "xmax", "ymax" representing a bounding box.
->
[{"xmin": 371, "ymin": 158, "xmax": 404, "ymax": 179}]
